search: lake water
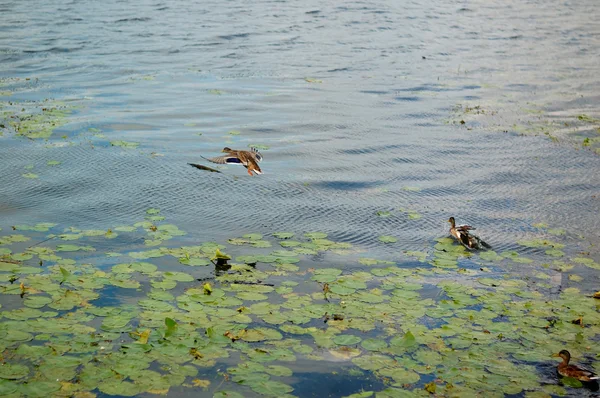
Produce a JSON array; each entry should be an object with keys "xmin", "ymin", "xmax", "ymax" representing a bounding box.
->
[{"xmin": 1, "ymin": 0, "xmax": 600, "ymax": 397}]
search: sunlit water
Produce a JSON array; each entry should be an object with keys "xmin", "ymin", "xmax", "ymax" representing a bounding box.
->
[{"xmin": 1, "ymin": 0, "xmax": 600, "ymax": 396}]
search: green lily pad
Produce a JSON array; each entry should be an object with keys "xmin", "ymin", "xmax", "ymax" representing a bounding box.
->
[
  {"xmin": 361, "ymin": 338, "xmax": 388, "ymax": 351},
  {"xmin": 0, "ymin": 364, "xmax": 29, "ymax": 379},
  {"xmin": 18, "ymin": 380, "xmax": 61, "ymax": 397},
  {"xmin": 249, "ymin": 380, "xmax": 293, "ymax": 396},
  {"xmin": 333, "ymin": 335, "xmax": 362, "ymax": 346},
  {"xmin": 110, "ymin": 140, "xmax": 139, "ymax": 148},
  {"xmin": 55, "ymin": 244, "xmax": 95, "ymax": 252},
  {"xmin": 242, "ymin": 328, "xmax": 283, "ymax": 342},
  {"xmin": 304, "ymin": 232, "xmax": 328, "ymax": 239},
  {"xmin": 265, "ymin": 365, "xmax": 293, "ymax": 377},
  {"xmin": 378, "ymin": 235, "xmax": 398, "ymax": 243},
  {"xmin": 560, "ymin": 376, "xmax": 583, "ymax": 388}
]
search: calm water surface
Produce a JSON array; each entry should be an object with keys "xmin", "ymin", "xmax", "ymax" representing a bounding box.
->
[
  {"xmin": 1, "ymin": 0, "xmax": 600, "ymax": 396},
  {"xmin": 1, "ymin": 0, "xmax": 599, "ymax": 247}
]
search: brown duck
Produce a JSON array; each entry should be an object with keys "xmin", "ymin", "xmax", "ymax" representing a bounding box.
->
[
  {"xmin": 448, "ymin": 217, "xmax": 491, "ymax": 250},
  {"xmin": 552, "ymin": 350, "xmax": 599, "ymax": 382},
  {"xmin": 203, "ymin": 147, "xmax": 263, "ymax": 176}
]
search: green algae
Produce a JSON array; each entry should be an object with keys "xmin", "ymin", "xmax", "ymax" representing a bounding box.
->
[
  {"xmin": 378, "ymin": 235, "xmax": 398, "ymax": 244},
  {"xmin": 5, "ymin": 100, "xmax": 78, "ymax": 139},
  {"xmin": 110, "ymin": 140, "xmax": 140, "ymax": 148},
  {"xmin": 0, "ymin": 215, "xmax": 598, "ymax": 397}
]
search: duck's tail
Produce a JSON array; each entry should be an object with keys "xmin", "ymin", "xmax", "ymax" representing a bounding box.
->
[{"xmin": 479, "ymin": 239, "xmax": 492, "ymax": 249}]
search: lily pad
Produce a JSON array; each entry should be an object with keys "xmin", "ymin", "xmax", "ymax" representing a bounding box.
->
[
  {"xmin": 378, "ymin": 235, "xmax": 398, "ymax": 243},
  {"xmin": 0, "ymin": 364, "xmax": 29, "ymax": 380},
  {"xmin": 110, "ymin": 140, "xmax": 139, "ymax": 148},
  {"xmin": 333, "ymin": 335, "xmax": 362, "ymax": 346}
]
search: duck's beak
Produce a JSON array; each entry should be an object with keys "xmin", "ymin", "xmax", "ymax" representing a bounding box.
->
[{"xmin": 551, "ymin": 353, "xmax": 560, "ymax": 358}]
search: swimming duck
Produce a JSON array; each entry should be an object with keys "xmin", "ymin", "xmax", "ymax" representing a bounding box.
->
[
  {"xmin": 203, "ymin": 147, "xmax": 263, "ymax": 176},
  {"xmin": 552, "ymin": 350, "xmax": 599, "ymax": 382},
  {"xmin": 448, "ymin": 217, "xmax": 491, "ymax": 250}
]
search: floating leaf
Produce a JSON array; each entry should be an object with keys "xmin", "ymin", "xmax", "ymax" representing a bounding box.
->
[
  {"xmin": 110, "ymin": 140, "xmax": 139, "ymax": 148},
  {"xmin": 560, "ymin": 377, "xmax": 583, "ymax": 388},
  {"xmin": 56, "ymin": 244, "xmax": 95, "ymax": 252},
  {"xmin": 304, "ymin": 232, "xmax": 327, "ymax": 239},
  {"xmin": 165, "ymin": 317, "xmax": 178, "ymax": 338},
  {"xmin": 361, "ymin": 339, "xmax": 387, "ymax": 351},
  {"xmin": 243, "ymin": 233, "xmax": 263, "ymax": 240},
  {"xmin": 333, "ymin": 335, "xmax": 362, "ymax": 346},
  {"xmin": 241, "ymin": 328, "xmax": 283, "ymax": 342},
  {"xmin": 265, "ymin": 365, "xmax": 293, "ymax": 377},
  {"xmin": 378, "ymin": 235, "xmax": 397, "ymax": 243},
  {"xmin": 0, "ymin": 364, "xmax": 29, "ymax": 379}
]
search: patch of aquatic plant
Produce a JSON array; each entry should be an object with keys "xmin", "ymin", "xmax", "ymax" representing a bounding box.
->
[
  {"xmin": 398, "ymin": 208, "xmax": 422, "ymax": 220},
  {"xmin": 110, "ymin": 140, "xmax": 140, "ymax": 149},
  {"xmin": 2, "ymin": 99, "xmax": 79, "ymax": 139},
  {"xmin": 128, "ymin": 74, "xmax": 156, "ymax": 82},
  {"xmin": 0, "ymin": 213, "xmax": 599, "ymax": 397},
  {"xmin": 450, "ymin": 100, "xmax": 600, "ymax": 154}
]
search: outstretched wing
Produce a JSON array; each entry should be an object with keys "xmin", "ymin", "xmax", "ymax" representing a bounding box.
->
[
  {"xmin": 456, "ymin": 224, "xmax": 475, "ymax": 232},
  {"xmin": 203, "ymin": 155, "xmax": 244, "ymax": 165}
]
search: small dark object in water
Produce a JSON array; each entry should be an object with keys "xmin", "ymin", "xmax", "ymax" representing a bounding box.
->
[
  {"xmin": 571, "ymin": 317, "xmax": 583, "ymax": 326},
  {"xmin": 188, "ymin": 163, "xmax": 221, "ymax": 173}
]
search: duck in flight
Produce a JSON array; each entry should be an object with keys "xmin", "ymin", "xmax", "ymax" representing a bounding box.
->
[{"xmin": 202, "ymin": 147, "xmax": 263, "ymax": 176}]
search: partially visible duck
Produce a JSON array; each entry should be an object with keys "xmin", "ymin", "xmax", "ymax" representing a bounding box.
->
[
  {"xmin": 203, "ymin": 147, "xmax": 263, "ymax": 176},
  {"xmin": 552, "ymin": 350, "xmax": 599, "ymax": 382},
  {"xmin": 448, "ymin": 217, "xmax": 491, "ymax": 250}
]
